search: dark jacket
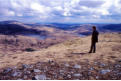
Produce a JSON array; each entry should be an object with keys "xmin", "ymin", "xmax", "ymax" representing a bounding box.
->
[{"xmin": 92, "ymin": 30, "xmax": 99, "ymax": 43}]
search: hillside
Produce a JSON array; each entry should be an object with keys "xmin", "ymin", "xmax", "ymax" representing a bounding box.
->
[
  {"xmin": 0, "ymin": 23, "xmax": 48, "ymax": 35},
  {"xmin": 1, "ymin": 21, "xmax": 121, "ymax": 37},
  {"xmin": 0, "ymin": 33, "xmax": 121, "ymax": 80},
  {"xmin": 0, "ymin": 21, "xmax": 77, "ymax": 40}
]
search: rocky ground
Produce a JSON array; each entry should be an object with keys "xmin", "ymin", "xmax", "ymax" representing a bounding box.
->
[
  {"xmin": 0, "ymin": 33, "xmax": 121, "ymax": 80},
  {"xmin": 0, "ymin": 60, "xmax": 121, "ymax": 80}
]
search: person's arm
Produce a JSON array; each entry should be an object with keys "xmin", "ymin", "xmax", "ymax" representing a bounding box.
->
[
  {"xmin": 97, "ymin": 31, "xmax": 99, "ymax": 36},
  {"xmin": 96, "ymin": 31, "xmax": 99, "ymax": 42}
]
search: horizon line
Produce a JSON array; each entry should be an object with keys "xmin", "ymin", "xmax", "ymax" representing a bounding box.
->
[{"xmin": 0, "ymin": 20, "xmax": 121, "ymax": 24}]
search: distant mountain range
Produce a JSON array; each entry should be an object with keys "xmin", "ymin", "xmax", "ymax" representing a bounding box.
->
[
  {"xmin": 99, "ymin": 24, "xmax": 121, "ymax": 32},
  {"xmin": 27, "ymin": 22, "xmax": 121, "ymax": 32},
  {"xmin": 0, "ymin": 21, "xmax": 49, "ymax": 35},
  {"xmin": 0, "ymin": 21, "xmax": 121, "ymax": 36}
]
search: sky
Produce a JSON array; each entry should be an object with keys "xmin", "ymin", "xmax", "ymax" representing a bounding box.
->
[{"xmin": 0, "ymin": 0, "xmax": 121, "ymax": 23}]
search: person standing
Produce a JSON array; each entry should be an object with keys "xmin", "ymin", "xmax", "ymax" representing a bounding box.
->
[{"xmin": 89, "ymin": 26, "xmax": 99, "ymax": 53}]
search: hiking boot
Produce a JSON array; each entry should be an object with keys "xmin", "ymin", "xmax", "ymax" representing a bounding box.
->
[{"xmin": 93, "ymin": 51, "xmax": 96, "ymax": 53}]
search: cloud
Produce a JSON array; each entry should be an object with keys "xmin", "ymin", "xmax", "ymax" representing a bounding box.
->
[
  {"xmin": 79, "ymin": 0, "xmax": 105, "ymax": 8},
  {"xmin": 31, "ymin": 3, "xmax": 51, "ymax": 14},
  {"xmin": 0, "ymin": 0, "xmax": 121, "ymax": 23}
]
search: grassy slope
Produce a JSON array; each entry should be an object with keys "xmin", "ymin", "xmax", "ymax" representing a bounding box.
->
[{"xmin": 0, "ymin": 33, "xmax": 121, "ymax": 69}]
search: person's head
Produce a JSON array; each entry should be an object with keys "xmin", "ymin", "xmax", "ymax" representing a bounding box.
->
[{"xmin": 92, "ymin": 26, "xmax": 96, "ymax": 31}]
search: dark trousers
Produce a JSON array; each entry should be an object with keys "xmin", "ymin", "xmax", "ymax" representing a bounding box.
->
[{"xmin": 89, "ymin": 41, "xmax": 96, "ymax": 53}]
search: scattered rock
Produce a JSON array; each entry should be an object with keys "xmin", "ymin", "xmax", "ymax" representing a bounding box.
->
[
  {"xmin": 74, "ymin": 64, "xmax": 81, "ymax": 69},
  {"xmin": 13, "ymin": 66, "xmax": 17, "ymax": 69},
  {"xmin": 115, "ymin": 64, "xmax": 121, "ymax": 68},
  {"xmin": 12, "ymin": 71, "xmax": 22, "ymax": 77},
  {"xmin": 100, "ymin": 63, "xmax": 106, "ymax": 67},
  {"xmin": 0, "ymin": 61, "xmax": 121, "ymax": 80},
  {"xmin": 34, "ymin": 74, "xmax": 46, "ymax": 80},
  {"xmin": 94, "ymin": 62, "xmax": 98, "ymax": 65},
  {"xmin": 29, "ymin": 65, "xmax": 34, "ymax": 69},
  {"xmin": 73, "ymin": 73, "xmax": 82, "ymax": 77},
  {"xmin": 99, "ymin": 69, "xmax": 111, "ymax": 75},
  {"xmin": 22, "ymin": 64, "xmax": 29, "ymax": 69},
  {"xmin": 3, "ymin": 68, "xmax": 12, "ymax": 73},
  {"xmin": 88, "ymin": 71, "xmax": 92, "ymax": 75},
  {"xmin": 89, "ymin": 67, "xmax": 94, "ymax": 71},
  {"xmin": 67, "ymin": 74, "xmax": 71, "ymax": 78},
  {"xmin": 60, "ymin": 69, "xmax": 63, "ymax": 72},
  {"xmin": 64, "ymin": 63, "xmax": 70, "ymax": 67},
  {"xmin": 17, "ymin": 78, "xmax": 23, "ymax": 80},
  {"xmin": 46, "ymin": 78, "xmax": 51, "ymax": 80},
  {"xmin": 96, "ymin": 76, "xmax": 99, "ymax": 79},
  {"xmin": 25, "ymin": 71, "xmax": 31, "ymax": 75},
  {"xmin": 49, "ymin": 61, "xmax": 55, "ymax": 66},
  {"xmin": 34, "ymin": 69, "xmax": 41, "ymax": 73},
  {"xmin": 48, "ymin": 60, "xmax": 54, "ymax": 63},
  {"xmin": 23, "ymin": 75, "xmax": 28, "ymax": 79}
]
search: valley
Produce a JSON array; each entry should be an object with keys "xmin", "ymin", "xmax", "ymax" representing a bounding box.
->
[{"xmin": 0, "ymin": 21, "xmax": 121, "ymax": 80}]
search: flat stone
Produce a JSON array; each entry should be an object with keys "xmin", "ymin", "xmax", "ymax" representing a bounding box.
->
[
  {"xmin": 25, "ymin": 71, "xmax": 31, "ymax": 75},
  {"xmin": 99, "ymin": 69, "xmax": 111, "ymax": 75},
  {"xmin": 34, "ymin": 74, "xmax": 46, "ymax": 80},
  {"xmin": 12, "ymin": 72, "xmax": 18, "ymax": 77},
  {"xmin": 34, "ymin": 69, "xmax": 41, "ymax": 73},
  {"xmin": 60, "ymin": 70, "xmax": 64, "ymax": 73},
  {"xmin": 74, "ymin": 79, "xmax": 80, "ymax": 80},
  {"xmin": 74, "ymin": 64, "xmax": 81, "ymax": 69},
  {"xmin": 65, "ymin": 63, "xmax": 70, "ymax": 67},
  {"xmin": 17, "ymin": 79, "xmax": 23, "ymax": 80},
  {"xmin": 12, "ymin": 71, "xmax": 22, "ymax": 77},
  {"xmin": 100, "ymin": 63, "xmax": 106, "ymax": 67},
  {"xmin": 89, "ymin": 67, "xmax": 94, "ymax": 71},
  {"xmin": 73, "ymin": 73, "xmax": 82, "ymax": 77},
  {"xmin": 94, "ymin": 62, "xmax": 98, "ymax": 65},
  {"xmin": 46, "ymin": 78, "xmax": 51, "ymax": 80},
  {"xmin": 115, "ymin": 64, "xmax": 121, "ymax": 68},
  {"xmin": 67, "ymin": 74, "xmax": 71, "ymax": 78}
]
